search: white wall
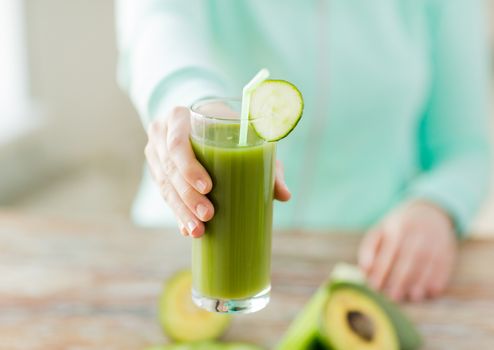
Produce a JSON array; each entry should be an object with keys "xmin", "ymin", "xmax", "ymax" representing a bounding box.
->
[
  {"xmin": 0, "ymin": 0, "xmax": 145, "ymax": 216},
  {"xmin": 25, "ymin": 0, "xmax": 145, "ymax": 164}
]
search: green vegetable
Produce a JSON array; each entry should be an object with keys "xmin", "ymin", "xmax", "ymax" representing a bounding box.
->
[
  {"xmin": 276, "ymin": 264, "xmax": 422, "ymax": 350},
  {"xmin": 159, "ymin": 270, "xmax": 231, "ymax": 342},
  {"xmin": 250, "ymin": 79, "xmax": 303, "ymax": 141}
]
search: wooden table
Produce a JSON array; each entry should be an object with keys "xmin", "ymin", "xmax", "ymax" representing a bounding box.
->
[{"xmin": 0, "ymin": 212, "xmax": 493, "ymax": 350}]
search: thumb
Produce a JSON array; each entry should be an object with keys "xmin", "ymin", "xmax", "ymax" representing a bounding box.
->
[{"xmin": 274, "ymin": 160, "xmax": 291, "ymax": 201}]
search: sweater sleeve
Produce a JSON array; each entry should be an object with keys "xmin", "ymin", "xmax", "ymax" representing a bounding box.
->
[
  {"xmin": 406, "ymin": 0, "xmax": 492, "ymax": 236},
  {"xmin": 115, "ymin": 0, "xmax": 227, "ymax": 127}
]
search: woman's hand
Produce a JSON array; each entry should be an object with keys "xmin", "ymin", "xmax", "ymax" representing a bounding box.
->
[
  {"xmin": 145, "ymin": 106, "xmax": 291, "ymax": 238},
  {"xmin": 358, "ymin": 200, "xmax": 457, "ymax": 302}
]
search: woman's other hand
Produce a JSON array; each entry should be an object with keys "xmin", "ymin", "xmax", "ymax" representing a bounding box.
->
[{"xmin": 358, "ymin": 200, "xmax": 457, "ymax": 302}]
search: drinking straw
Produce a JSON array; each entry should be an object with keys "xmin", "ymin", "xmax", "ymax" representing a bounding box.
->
[{"xmin": 239, "ymin": 68, "xmax": 270, "ymax": 146}]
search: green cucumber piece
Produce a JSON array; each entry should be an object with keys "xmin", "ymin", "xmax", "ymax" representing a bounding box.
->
[
  {"xmin": 250, "ymin": 80, "xmax": 303, "ymax": 141},
  {"xmin": 159, "ymin": 270, "xmax": 231, "ymax": 342}
]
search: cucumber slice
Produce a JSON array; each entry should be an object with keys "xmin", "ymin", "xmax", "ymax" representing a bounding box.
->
[
  {"xmin": 249, "ymin": 80, "xmax": 303, "ymax": 141},
  {"xmin": 159, "ymin": 270, "xmax": 231, "ymax": 342}
]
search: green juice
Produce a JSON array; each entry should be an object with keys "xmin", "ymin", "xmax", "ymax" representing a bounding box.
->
[{"xmin": 191, "ymin": 124, "xmax": 276, "ymax": 300}]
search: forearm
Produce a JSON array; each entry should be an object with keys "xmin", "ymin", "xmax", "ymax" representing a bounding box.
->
[{"xmin": 115, "ymin": 0, "xmax": 227, "ymax": 127}]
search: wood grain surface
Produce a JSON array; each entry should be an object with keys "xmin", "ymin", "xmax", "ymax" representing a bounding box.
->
[{"xmin": 0, "ymin": 212, "xmax": 493, "ymax": 350}]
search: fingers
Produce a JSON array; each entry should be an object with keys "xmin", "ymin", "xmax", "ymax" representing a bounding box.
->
[
  {"xmin": 358, "ymin": 228, "xmax": 383, "ymax": 274},
  {"xmin": 385, "ymin": 239, "xmax": 425, "ymax": 302},
  {"xmin": 367, "ymin": 230, "xmax": 401, "ymax": 290},
  {"xmin": 427, "ymin": 254, "xmax": 453, "ymax": 298},
  {"xmin": 144, "ymin": 142, "xmax": 204, "ymax": 237},
  {"xmin": 169, "ymin": 168, "xmax": 214, "ymax": 222},
  {"xmin": 166, "ymin": 107, "xmax": 212, "ymax": 194},
  {"xmin": 160, "ymin": 181, "xmax": 205, "ymax": 238},
  {"xmin": 274, "ymin": 160, "xmax": 291, "ymax": 201},
  {"xmin": 409, "ymin": 260, "xmax": 435, "ymax": 302}
]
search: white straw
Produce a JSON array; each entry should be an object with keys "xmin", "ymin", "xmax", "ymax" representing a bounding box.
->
[{"xmin": 239, "ymin": 68, "xmax": 270, "ymax": 146}]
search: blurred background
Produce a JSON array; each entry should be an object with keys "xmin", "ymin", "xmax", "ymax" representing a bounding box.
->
[{"xmin": 1, "ymin": 0, "xmax": 494, "ymax": 235}]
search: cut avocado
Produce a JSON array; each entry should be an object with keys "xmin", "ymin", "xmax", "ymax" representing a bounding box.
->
[
  {"xmin": 276, "ymin": 264, "xmax": 422, "ymax": 350},
  {"xmin": 275, "ymin": 284, "xmax": 330, "ymax": 350},
  {"xmin": 276, "ymin": 264, "xmax": 366, "ymax": 350},
  {"xmin": 321, "ymin": 282, "xmax": 422, "ymax": 350},
  {"xmin": 320, "ymin": 283, "xmax": 399, "ymax": 350},
  {"xmin": 159, "ymin": 270, "xmax": 231, "ymax": 342}
]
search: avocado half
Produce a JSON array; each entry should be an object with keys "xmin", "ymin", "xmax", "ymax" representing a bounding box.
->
[
  {"xmin": 320, "ymin": 282, "xmax": 422, "ymax": 350},
  {"xmin": 159, "ymin": 270, "xmax": 231, "ymax": 342},
  {"xmin": 276, "ymin": 264, "xmax": 422, "ymax": 350},
  {"xmin": 276, "ymin": 263, "xmax": 367, "ymax": 350}
]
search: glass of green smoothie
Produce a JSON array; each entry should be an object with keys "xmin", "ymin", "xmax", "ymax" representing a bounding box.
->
[
  {"xmin": 190, "ymin": 97, "xmax": 276, "ymax": 314},
  {"xmin": 189, "ymin": 71, "xmax": 303, "ymax": 314}
]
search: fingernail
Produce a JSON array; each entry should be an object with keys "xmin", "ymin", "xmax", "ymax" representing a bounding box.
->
[
  {"xmin": 187, "ymin": 221, "xmax": 197, "ymax": 235},
  {"xmin": 196, "ymin": 180, "xmax": 207, "ymax": 193},
  {"xmin": 179, "ymin": 223, "xmax": 188, "ymax": 236},
  {"xmin": 196, "ymin": 204, "xmax": 208, "ymax": 220}
]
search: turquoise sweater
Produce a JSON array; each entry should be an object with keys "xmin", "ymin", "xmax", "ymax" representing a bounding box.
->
[{"xmin": 116, "ymin": 0, "xmax": 491, "ymax": 234}]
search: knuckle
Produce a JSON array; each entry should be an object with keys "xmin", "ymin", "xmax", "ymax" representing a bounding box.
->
[
  {"xmin": 171, "ymin": 105, "xmax": 188, "ymax": 117},
  {"xmin": 183, "ymin": 164, "xmax": 200, "ymax": 182},
  {"xmin": 167, "ymin": 133, "xmax": 183, "ymax": 151},
  {"xmin": 163, "ymin": 157, "xmax": 175, "ymax": 175},
  {"xmin": 159, "ymin": 179, "xmax": 173, "ymax": 200},
  {"xmin": 177, "ymin": 184, "xmax": 195, "ymax": 201},
  {"xmin": 158, "ymin": 177, "xmax": 167, "ymax": 190}
]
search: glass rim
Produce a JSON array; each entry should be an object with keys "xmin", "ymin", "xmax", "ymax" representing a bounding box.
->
[{"xmin": 190, "ymin": 96, "xmax": 267, "ymax": 122}]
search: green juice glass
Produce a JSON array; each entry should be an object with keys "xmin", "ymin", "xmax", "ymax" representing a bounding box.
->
[{"xmin": 190, "ymin": 97, "xmax": 276, "ymax": 314}]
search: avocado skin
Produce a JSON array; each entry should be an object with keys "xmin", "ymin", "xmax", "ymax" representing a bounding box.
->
[{"xmin": 275, "ymin": 284, "xmax": 331, "ymax": 350}]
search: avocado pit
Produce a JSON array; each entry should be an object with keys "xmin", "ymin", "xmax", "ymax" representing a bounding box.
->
[{"xmin": 347, "ymin": 310, "xmax": 375, "ymax": 342}]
